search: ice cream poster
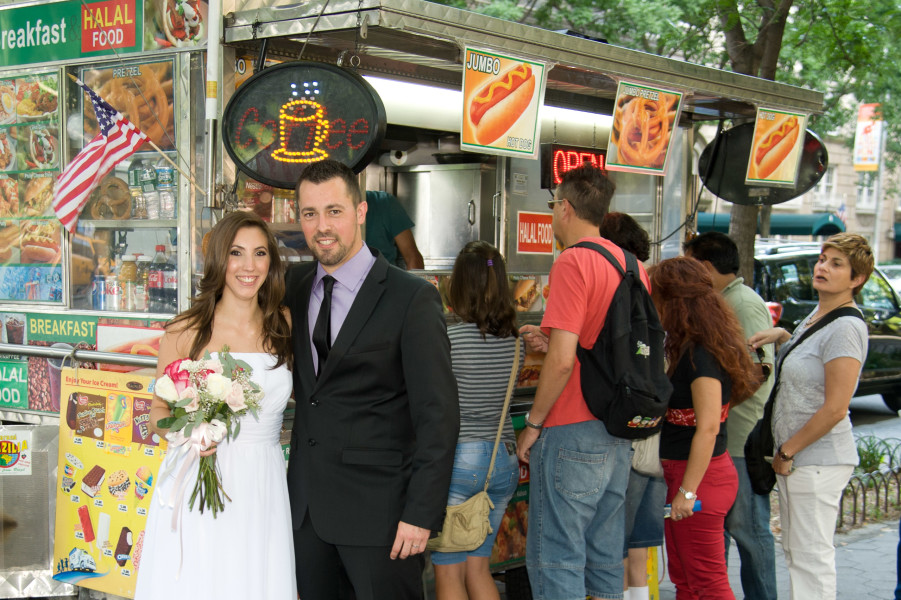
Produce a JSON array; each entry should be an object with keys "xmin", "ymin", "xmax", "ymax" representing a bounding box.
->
[
  {"xmin": 460, "ymin": 47, "xmax": 546, "ymax": 159},
  {"xmin": 745, "ymin": 108, "xmax": 808, "ymax": 187},
  {"xmin": 52, "ymin": 368, "xmax": 165, "ymax": 598},
  {"xmin": 605, "ymin": 81, "xmax": 683, "ymax": 175}
]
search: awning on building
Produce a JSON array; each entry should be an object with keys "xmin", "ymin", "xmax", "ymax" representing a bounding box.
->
[{"xmin": 697, "ymin": 212, "xmax": 846, "ymax": 236}]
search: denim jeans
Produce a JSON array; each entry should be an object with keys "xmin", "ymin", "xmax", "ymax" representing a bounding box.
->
[
  {"xmin": 623, "ymin": 468, "xmax": 666, "ymax": 556},
  {"xmin": 525, "ymin": 420, "xmax": 632, "ymax": 600},
  {"xmin": 724, "ymin": 456, "xmax": 777, "ymax": 600},
  {"xmin": 430, "ymin": 441, "xmax": 520, "ymax": 565}
]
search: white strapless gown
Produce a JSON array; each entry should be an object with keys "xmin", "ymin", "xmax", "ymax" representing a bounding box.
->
[{"xmin": 134, "ymin": 353, "xmax": 296, "ymax": 599}]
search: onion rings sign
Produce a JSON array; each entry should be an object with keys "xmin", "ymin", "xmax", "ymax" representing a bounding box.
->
[
  {"xmin": 222, "ymin": 62, "xmax": 386, "ymax": 189},
  {"xmin": 606, "ymin": 81, "xmax": 683, "ymax": 176}
]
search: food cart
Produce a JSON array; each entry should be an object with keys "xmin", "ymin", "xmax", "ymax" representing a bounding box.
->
[{"xmin": 0, "ymin": 0, "xmax": 822, "ymax": 597}]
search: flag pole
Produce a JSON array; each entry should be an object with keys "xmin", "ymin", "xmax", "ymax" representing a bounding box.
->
[{"xmin": 66, "ymin": 73, "xmax": 206, "ymax": 197}]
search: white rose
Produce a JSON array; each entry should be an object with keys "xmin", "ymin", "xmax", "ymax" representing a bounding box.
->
[
  {"xmin": 204, "ymin": 373, "xmax": 232, "ymax": 401},
  {"xmin": 208, "ymin": 419, "xmax": 227, "ymax": 442},
  {"xmin": 225, "ymin": 381, "xmax": 248, "ymax": 412},
  {"xmin": 206, "ymin": 359, "xmax": 224, "ymax": 375},
  {"xmin": 155, "ymin": 375, "xmax": 179, "ymax": 402}
]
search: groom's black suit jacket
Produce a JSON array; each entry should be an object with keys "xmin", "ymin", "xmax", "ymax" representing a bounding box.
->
[{"xmin": 286, "ymin": 248, "xmax": 459, "ymax": 546}]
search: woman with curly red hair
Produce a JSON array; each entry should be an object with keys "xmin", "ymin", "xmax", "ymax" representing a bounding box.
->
[{"xmin": 649, "ymin": 256, "xmax": 756, "ymax": 600}]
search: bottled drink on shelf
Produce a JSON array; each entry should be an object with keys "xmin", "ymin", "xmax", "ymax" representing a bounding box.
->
[
  {"xmin": 128, "ymin": 163, "xmax": 147, "ymax": 219},
  {"xmin": 148, "ymin": 245, "xmax": 168, "ymax": 313},
  {"xmin": 119, "ymin": 254, "xmax": 138, "ymax": 311},
  {"xmin": 140, "ymin": 164, "xmax": 160, "ymax": 220},
  {"xmin": 135, "ymin": 255, "xmax": 151, "ymax": 312},
  {"xmin": 157, "ymin": 178, "xmax": 176, "ymax": 219},
  {"xmin": 162, "ymin": 248, "xmax": 178, "ymax": 313}
]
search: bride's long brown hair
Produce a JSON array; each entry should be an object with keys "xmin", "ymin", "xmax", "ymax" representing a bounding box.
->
[
  {"xmin": 649, "ymin": 257, "xmax": 755, "ymax": 405},
  {"xmin": 167, "ymin": 211, "xmax": 292, "ymax": 368}
]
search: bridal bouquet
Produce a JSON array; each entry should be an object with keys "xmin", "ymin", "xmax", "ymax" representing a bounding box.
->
[{"xmin": 155, "ymin": 347, "xmax": 262, "ymax": 518}]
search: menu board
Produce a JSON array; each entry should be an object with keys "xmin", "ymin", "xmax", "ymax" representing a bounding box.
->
[
  {"xmin": 52, "ymin": 368, "xmax": 165, "ymax": 598},
  {"xmin": 0, "ymin": 71, "xmax": 63, "ymax": 303}
]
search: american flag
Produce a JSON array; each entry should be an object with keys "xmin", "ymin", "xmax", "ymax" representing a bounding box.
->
[
  {"xmin": 836, "ymin": 202, "xmax": 848, "ymax": 226},
  {"xmin": 53, "ymin": 79, "xmax": 147, "ymax": 233}
]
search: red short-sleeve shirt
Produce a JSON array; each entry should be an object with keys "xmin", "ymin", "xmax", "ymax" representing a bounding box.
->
[{"xmin": 540, "ymin": 236, "xmax": 651, "ymax": 428}]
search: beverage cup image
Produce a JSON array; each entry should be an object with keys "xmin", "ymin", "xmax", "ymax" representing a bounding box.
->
[
  {"xmin": 4, "ymin": 315, "xmax": 24, "ymax": 344},
  {"xmin": 47, "ymin": 342, "xmax": 74, "ymax": 414}
]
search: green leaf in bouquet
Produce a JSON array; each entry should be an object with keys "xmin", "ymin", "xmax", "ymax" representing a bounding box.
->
[
  {"xmin": 232, "ymin": 419, "xmax": 242, "ymax": 439},
  {"xmin": 156, "ymin": 416, "xmax": 175, "ymax": 429},
  {"xmin": 170, "ymin": 414, "xmax": 189, "ymax": 432},
  {"xmin": 174, "ymin": 397, "xmax": 196, "ymax": 408},
  {"xmin": 184, "ymin": 421, "xmax": 194, "ymax": 438}
]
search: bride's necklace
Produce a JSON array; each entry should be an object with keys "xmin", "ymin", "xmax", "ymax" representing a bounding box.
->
[{"xmin": 804, "ymin": 299, "xmax": 856, "ymax": 328}]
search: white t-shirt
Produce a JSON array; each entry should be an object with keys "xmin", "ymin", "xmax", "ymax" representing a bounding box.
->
[{"xmin": 772, "ymin": 312, "xmax": 867, "ymax": 467}]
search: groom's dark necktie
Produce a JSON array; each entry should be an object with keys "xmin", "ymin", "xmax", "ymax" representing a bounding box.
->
[{"xmin": 312, "ymin": 275, "xmax": 336, "ymax": 376}]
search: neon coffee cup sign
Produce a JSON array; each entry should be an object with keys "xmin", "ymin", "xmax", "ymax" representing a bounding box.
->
[{"xmin": 223, "ymin": 61, "xmax": 387, "ymax": 189}]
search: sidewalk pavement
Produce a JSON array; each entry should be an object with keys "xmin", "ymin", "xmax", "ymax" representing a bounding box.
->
[{"xmin": 656, "ymin": 520, "xmax": 899, "ymax": 599}]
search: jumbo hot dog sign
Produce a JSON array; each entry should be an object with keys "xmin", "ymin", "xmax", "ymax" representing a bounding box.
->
[
  {"xmin": 461, "ymin": 48, "xmax": 545, "ymax": 159},
  {"xmin": 745, "ymin": 108, "xmax": 808, "ymax": 186}
]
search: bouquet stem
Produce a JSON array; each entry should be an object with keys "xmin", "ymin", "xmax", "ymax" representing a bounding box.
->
[{"xmin": 189, "ymin": 454, "xmax": 231, "ymax": 517}]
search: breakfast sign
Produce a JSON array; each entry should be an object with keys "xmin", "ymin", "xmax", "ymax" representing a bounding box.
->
[{"xmin": 222, "ymin": 61, "xmax": 387, "ymax": 189}]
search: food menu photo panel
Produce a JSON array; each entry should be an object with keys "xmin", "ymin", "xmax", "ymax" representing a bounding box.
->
[
  {"xmin": 460, "ymin": 47, "xmax": 546, "ymax": 159},
  {"xmin": 744, "ymin": 107, "xmax": 808, "ymax": 187},
  {"xmin": 79, "ymin": 59, "xmax": 176, "ymax": 151},
  {"xmin": 0, "ymin": 70, "xmax": 62, "ymax": 304},
  {"xmin": 605, "ymin": 81, "xmax": 683, "ymax": 175},
  {"xmin": 144, "ymin": 0, "xmax": 208, "ymax": 49}
]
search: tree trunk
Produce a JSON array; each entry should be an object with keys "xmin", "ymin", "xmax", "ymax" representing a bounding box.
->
[{"xmin": 730, "ymin": 204, "xmax": 759, "ymax": 281}]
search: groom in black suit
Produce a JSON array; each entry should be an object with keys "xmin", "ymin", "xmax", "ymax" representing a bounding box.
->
[{"xmin": 286, "ymin": 159, "xmax": 459, "ymax": 600}]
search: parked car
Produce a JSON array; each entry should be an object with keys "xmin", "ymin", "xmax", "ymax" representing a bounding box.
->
[
  {"xmin": 753, "ymin": 243, "xmax": 901, "ymax": 412},
  {"xmin": 879, "ymin": 264, "xmax": 901, "ymax": 293}
]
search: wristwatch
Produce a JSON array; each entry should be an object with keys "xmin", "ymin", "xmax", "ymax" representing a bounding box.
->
[
  {"xmin": 524, "ymin": 411, "xmax": 544, "ymax": 430},
  {"xmin": 777, "ymin": 445, "xmax": 794, "ymax": 461},
  {"xmin": 679, "ymin": 486, "xmax": 697, "ymax": 501}
]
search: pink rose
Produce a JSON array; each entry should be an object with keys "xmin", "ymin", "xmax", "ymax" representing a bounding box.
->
[
  {"xmin": 181, "ymin": 386, "xmax": 201, "ymax": 412},
  {"xmin": 225, "ymin": 381, "xmax": 247, "ymax": 412},
  {"xmin": 164, "ymin": 358, "xmax": 193, "ymax": 397}
]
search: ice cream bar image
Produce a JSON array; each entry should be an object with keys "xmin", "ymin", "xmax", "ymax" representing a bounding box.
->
[
  {"xmin": 81, "ymin": 465, "xmax": 106, "ymax": 498},
  {"xmin": 115, "ymin": 527, "xmax": 133, "ymax": 566},
  {"xmin": 111, "ymin": 395, "xmax": 127, "ymax": 423},
  {"xmin": 65, "ymin": 392, "xmax": 78, "ymax": 430},
  {"xmin": 77, "ymin": 505, "xmax": 95, "ymax": 543},
  {"xmin": 96, "ymin": 512, "xmax": 111, "ymax": 549}
]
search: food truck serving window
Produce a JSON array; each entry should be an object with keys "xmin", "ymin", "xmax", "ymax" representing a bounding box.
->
[
  {"xmin": 222, "ymin": 61, "xmax": 386, "ymax": 189},
  {"xmin": 539, "ymin": 143, "xmax": 607, "ymax": 188}
]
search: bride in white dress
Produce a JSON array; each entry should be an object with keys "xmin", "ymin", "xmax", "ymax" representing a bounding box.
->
[{"xmin": 134, "ymin": 211, "xmax": 296, "ymax": 599}]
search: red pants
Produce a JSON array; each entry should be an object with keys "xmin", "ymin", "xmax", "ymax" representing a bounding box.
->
[{"xmin": 663, "ymin": 452, "xmax": 738, "ymax": 600}]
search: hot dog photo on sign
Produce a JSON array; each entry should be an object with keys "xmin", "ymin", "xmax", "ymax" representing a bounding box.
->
[
  {"xmin": 461, "ymin": 49, "xmax": 544, "ymax": 157},
  {"xmin": 745, "ymin": 108, "xmax": 807, "ymax": 186}
]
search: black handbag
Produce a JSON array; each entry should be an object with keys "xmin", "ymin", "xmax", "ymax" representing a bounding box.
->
[{"xmin": 744, "ymin": 306, "xmax": 863, "ymax": 495}]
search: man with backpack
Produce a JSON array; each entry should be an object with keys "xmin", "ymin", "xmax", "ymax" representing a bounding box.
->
[
  {"xmin": 518, "ymin": 164, "xmax": 654, "ymax": 600},
  {"xmin": 684, "ymin": 232, "xmax": 777, "ymax": 600}
]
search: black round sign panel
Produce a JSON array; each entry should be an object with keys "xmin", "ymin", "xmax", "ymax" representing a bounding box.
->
[
  {"xmin": 698, "ymin": 123, "xmax": 828, "ymax": 206},
  {"xmin": 222, "ymin": 62, "xmax": 387, "ymax": 189}
]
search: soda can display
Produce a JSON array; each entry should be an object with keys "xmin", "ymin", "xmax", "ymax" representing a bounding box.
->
[
  {"xmin": 92, "ymin": 275, "xmax": 106, "ymax": 311},
  {"xmin": 104, "ymin": 275, "xmax": 121, "ymax": 311}
]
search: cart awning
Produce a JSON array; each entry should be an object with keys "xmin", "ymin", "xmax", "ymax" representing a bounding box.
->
[
  {"xmin": 222, "ymin": 0, "xmax": 824, "ymax": 122},
  {"xmin": 697, "ymin": 212, "xmax": 846, "ymax": 236}
]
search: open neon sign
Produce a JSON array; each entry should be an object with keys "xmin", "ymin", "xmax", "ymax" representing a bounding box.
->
[
  {"xmin": 539, "ymin": 143, "xmax": 607, "ymax": 188},
  {"xmin": 223, "ymin": 62, "xmax": 386, "ymax": 189}
]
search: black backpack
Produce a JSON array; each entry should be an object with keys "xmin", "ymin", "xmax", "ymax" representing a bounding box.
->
[{"xmin": 573, "ymin": 242, "xmax": 672, "ymax": 439}]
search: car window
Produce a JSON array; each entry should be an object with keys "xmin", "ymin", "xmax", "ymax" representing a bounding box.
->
[
  {"xmin": 771, "ymin": 260, "xmax": 815, "ymax": 302},
  {"xmin": 859, "ymin": 271, "xmax": 899, "ymax": 311}
]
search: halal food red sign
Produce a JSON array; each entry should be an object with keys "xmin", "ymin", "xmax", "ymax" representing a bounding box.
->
[{"xmin": 223, "ymin": 61, "xmax": 386, "ymax": 189}]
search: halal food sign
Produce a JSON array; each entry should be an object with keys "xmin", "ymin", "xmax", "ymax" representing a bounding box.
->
[{"xmin": 223, "ymin": 62, "xmax": 387, "ymax": 189}]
